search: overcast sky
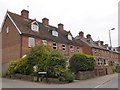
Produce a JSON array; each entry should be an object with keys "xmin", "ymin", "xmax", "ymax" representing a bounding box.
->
[{"xmin": 0, "ymin": 0, "xmax": 119, "ymax": 47}]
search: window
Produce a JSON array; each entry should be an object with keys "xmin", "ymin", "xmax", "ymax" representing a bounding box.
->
[
  {"xmin": 52, "ymin": 30, "xmax": 58, "ymax": 37},
  {"xmin": 6, "ymin": 26, "xmax": 9, "ymax": 33},
  {"xmin": 70, "ymin": 45, "xmax": 74, "ymax": 52},
  {"xmin": 68, "ymin": 34, "xmax": 72, "ymax": 40},
  {"xmin": 28, "ymin": 37, "xmax": 35, "ymax": 47},
  {"xmin": 53, "ymin": 42, "xmax": 57, "ymax": 49},
  {"xmin": 104, "ymin": 59, "xmax": 108, "ymax": 65},
  {"xmin": 62, "ymin": 44, "xmax": 66, "ymax": 51},
  {"xmin": 98, "ymin": 58, "xmax": 102, "ymax": 65},
  {"xmin": 77, "ymin": 47, "xmax": 80, "ymax": 52},
  {"xmin": 31, "ymin": 21, "xmax": 39, "ymax": 32},
  {"xmin": 42, "ymin": 40, "xmax": 47, "ymax": 46}
]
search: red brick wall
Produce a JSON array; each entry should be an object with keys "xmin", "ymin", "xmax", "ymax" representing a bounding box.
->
[
  {"xmin": 21, "ymin": 36, "xmax": 82, "ymax": 58},
  {"xmin": 2, "ymin": 16, "xmax": 21, "ymax": 63}
]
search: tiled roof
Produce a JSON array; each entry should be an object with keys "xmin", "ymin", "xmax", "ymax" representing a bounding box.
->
[
  {"xmin": 7, "ymin": 11, "xmax": 82, "ymax": 46},
  {"xmin": 75, "ymin": 36, "xmax": 106, "ymax": 50}
]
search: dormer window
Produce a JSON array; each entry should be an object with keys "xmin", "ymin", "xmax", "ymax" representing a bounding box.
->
[
  {"xmin": 68, "ymin": 34, "xmax": 72, "ymax": 40},
  {"xmin": 31, "ymin": 21, "xmax": 39, "ymax": 32},
  {"xmin": 52, "ymin": 30, "xmax": 58, "ymax": 37}
]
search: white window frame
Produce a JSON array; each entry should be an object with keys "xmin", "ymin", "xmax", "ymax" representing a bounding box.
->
[
  {"xmin": 62, "ymin": 44, "xmax": 66, "ymax": 51},
  {"xmin": 6, "ymin": 26, "xmax": 9, "ymax": 33},
  {"xmin": 68, "ymin": 34, "xmax": 72, "ymax": 40},
  {"xmin": 28, "ymin": 37, "xmax": 35, "ymax": 48},
  {"xmin": 70, "ymin": 45, "xmax": 74, "ymax": 52},
  {"xmin": 31, "ymin": 21, "xmax": 39, "ymax": 32},
  {"xmin": 104, "ymin": 59, "xmax": 108, "ymax": 65},
  {"xmin": 98, "ymin": 58, "xmax": 102, "ymax": 65},
  {"xmin": 42, "ymin": 40, "xmax": 47, "ymax": 46},
  {"xmin": 52, "ymin": 30, "xmax": 58, "ymax": 37},
  {"xmin": 77, "ymin": 47, "xmax": 80, "ymax": 52},
  {"xmin": 53, "ymin": 42, "xmax": 57, "ymax": 49}
]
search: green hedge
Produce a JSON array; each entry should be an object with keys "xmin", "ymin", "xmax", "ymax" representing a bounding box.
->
[{"xmin": 69, "ymin": 52, "xmax": 95, "ymax": 73}]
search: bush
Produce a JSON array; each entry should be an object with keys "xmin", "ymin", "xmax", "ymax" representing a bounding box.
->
[
  {"xmin": 59, "ymin": 70, "xmax": 75, "ymax": 83},
  {"xmin": 69, "ymin": 52, "xmax": 95, "ymax": 73},
  {"xmin": 25, "ymin": 45, "xmax": 51, "ymax": 74},
  {"xmin": 8, "ymin": 60, "xmax": 18, "ymax": 74},
  {"xmin": 116, "ymin": 64, "xmax": 120, "ymax": 73},
  {"xmin": 45, "ymin": 50, "xmax": 67, "ymax": 78}
]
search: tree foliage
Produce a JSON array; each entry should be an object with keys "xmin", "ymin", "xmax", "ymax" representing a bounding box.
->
[{"xmin": 69, "ymin": 52, "xmax": 95, "ymax": 73}]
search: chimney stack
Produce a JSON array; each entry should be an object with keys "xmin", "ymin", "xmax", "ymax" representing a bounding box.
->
[
  {"xmin": 58, "ymin": 23, "xmax": 64, "ymax": 30},
  {"xmin": 42, "ymin": 18, "xmax": 49, "ymax": 26},
  {"xmin": 86, "ymin": 34, "xmax": 91, "ymax": 39},
  {"xmin": 21, "ymin": 9, "xmax": 29, "ymax": 19},
  {"xmin": 79, "ymin": 31, "xmax": 84, "ymax": 37},
  {"xmin": 100, "ymin": 41, "xmax": 104, "ymax": 46}
]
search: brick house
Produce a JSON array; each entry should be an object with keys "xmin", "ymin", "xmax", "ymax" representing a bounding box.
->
[
  {"xmin": 0, "ymin": 9, "xmax": 83, "ymax": 74},
  {"xmin": 75, "ymin": 31, "xmax": 119, "ymax": 76}
]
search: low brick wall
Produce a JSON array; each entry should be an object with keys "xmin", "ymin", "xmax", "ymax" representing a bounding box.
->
[
  {"xmin": 6, "ymin": 74, "xmax": 64, "ymax": 84},
  {"xmin": 76, "ymin": 71, "xmax": 95, "ymax": 80}
]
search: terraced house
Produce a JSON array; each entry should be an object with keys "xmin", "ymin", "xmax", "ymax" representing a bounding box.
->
[
  {"xmin": 75, "ymin": 31, "xmax": 120, "ymax": 76},
  {"xmin": 0, "ymin": 9, "xmax": 119, "ymax": 75},
  {"xmin": 0, "ymin": 9, "xmax": 83, "ymax": 74}
]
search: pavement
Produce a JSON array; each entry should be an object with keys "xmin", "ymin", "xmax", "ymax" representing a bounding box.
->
[{"xmin": 1, "ymin": 73, "xmax": 119, "ymax": 88}]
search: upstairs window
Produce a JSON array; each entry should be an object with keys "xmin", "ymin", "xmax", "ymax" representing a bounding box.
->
[
  {"xmin": 6, "ymin": 26, "xmax": 9, "ymax": 33},
  {"xmin": 77, "ymin": 47, "xmax": 80, "ymax": 52},
  {"xmin": 98, "ymin": 58, "xmax": 102, "ymax": 65},
  {"xmin": 42, "ymin": 40, "xmax": 47, "ymax": 46},
  {"xmin": 28, "ymin": 37, "xmax": 35, "ymax": 47},
  {"xmin": 52, "ymin": 30, "xmax": 58, "ymax": 37},
  {"xmin": 31, "ymin": 21, "xmax": 39, "ymax": 32},
  {"xmin": 70, "ymin": 45, "xmax": 74, "ymax": 52},
  {"xmin": 53, "ymin": 42, "xmax": 57, "ymax": 49},
  {"xmin": 62, "ymin": 44, "xmax": 66, "ymax": 51},
  {"xmin": 104, "ymin": 59, "xmax": 108, "ymax": 65},
  {"xmin": 68, "ymin": 34, "xmax": 72, "ymax": 40}
]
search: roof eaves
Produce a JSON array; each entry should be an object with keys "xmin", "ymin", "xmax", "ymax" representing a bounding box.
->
[{"xmin": 7, "ymin": 12, "xmax": 22, "ymax": 34}]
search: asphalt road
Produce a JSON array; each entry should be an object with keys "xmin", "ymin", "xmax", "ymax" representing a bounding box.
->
[{"xmin": 1, "ymin": 73, "xmax": 119, "ymax": 88}]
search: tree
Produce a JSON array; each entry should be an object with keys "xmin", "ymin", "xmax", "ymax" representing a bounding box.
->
[{"xmin": 69, "ymin": 52, "xmax": 95, "ymax": 73}]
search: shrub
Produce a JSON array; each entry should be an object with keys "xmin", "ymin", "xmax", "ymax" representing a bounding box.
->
[
  {"xmin": 69, "ymin": 52, "xmax": 95, "ymax": 73},
  {"xmin": 16, "ymin": 57, "xmax": 28, "ymax": 75},
  {"xmin": 25, "ymin": 45, "xmax": 51, "ymax": 74},
  {"xmin": 59, "ymin": 70, "xmax": 75, "ymax": 83},
  {"xmin": 45, "ymin": 50, "xmax": 67, "ymax": 78},
  {"xmin": 8, "ymin": 60, "xmax": 18, "ymax": 74},
  {"xmin": 116, "ymin": 64, "xmax": 120, "ymax": 73}
]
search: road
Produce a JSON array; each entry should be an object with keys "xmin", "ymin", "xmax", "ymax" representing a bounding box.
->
[{"xmin": 1, "ymin": 73, "xmax": 119, "ymax": 88}]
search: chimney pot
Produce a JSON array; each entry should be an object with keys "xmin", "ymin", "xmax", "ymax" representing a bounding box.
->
[
  {"xmin": 58, "ymin": 23, "xmax": 64, "ymax": 30},
  {"xmin": 42, "ymin": 18, "xmax": 49, "ymax": 26},
  {"xmin": 86, "ymin": 34, "xmax": 91, "ymax": 39},
  {"xmin": 100, "ymin": 41, "xmax": 104, "ymax": 46},
  {"xmin": 21, "ymin": 9, "xmax": 29, "ymax": 19},
  {"xmin": 79, "ymin": 31, "xmax": 84, "ymax": 37}
]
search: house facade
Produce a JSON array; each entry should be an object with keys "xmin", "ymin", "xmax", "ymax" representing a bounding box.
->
[
  {"xmin": 75, "ymin": 31, "xmax": 120, "ymax": 76},
  {"xmin": 0, "ymin": 9, "xmax": 83, "ymax": 74}
]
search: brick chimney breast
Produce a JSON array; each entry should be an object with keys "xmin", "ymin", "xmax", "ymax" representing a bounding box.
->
[
  {"xmin": 58, "ymin": 23, "xmax": 64, "ymax": 30},
  {"xmin": 86, "ymin": 34, "xmax": 91, "ymax": 39},
  {"xmin": 79, "ymin": 31, "xmax": 84, "ymax": 37},
  {"xmin": 21, "ymin": 9, "xmax": 29, "ymax": 19},
  {"xmin": 42, "ymin": 18, "xmax": 49, "ymax": 26}
]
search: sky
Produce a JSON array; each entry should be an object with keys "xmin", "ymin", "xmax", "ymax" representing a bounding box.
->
[{"xmin": 0, "ymin": 0, "xmax": 119, "ymax": 47}]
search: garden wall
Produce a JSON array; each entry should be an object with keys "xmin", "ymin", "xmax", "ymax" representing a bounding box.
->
[{"xmin": 76, "ymin": 71, "xmax": 95, "ymax": 80}]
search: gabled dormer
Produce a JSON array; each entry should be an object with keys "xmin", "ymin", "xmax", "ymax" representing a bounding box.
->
[
  {"xmin": 31, "ymin": 20, "xmax": 39, "ymax": 32},
  {"xmin": 49, "ymin": 28, "xmax": 58, "ymax": 37}
]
